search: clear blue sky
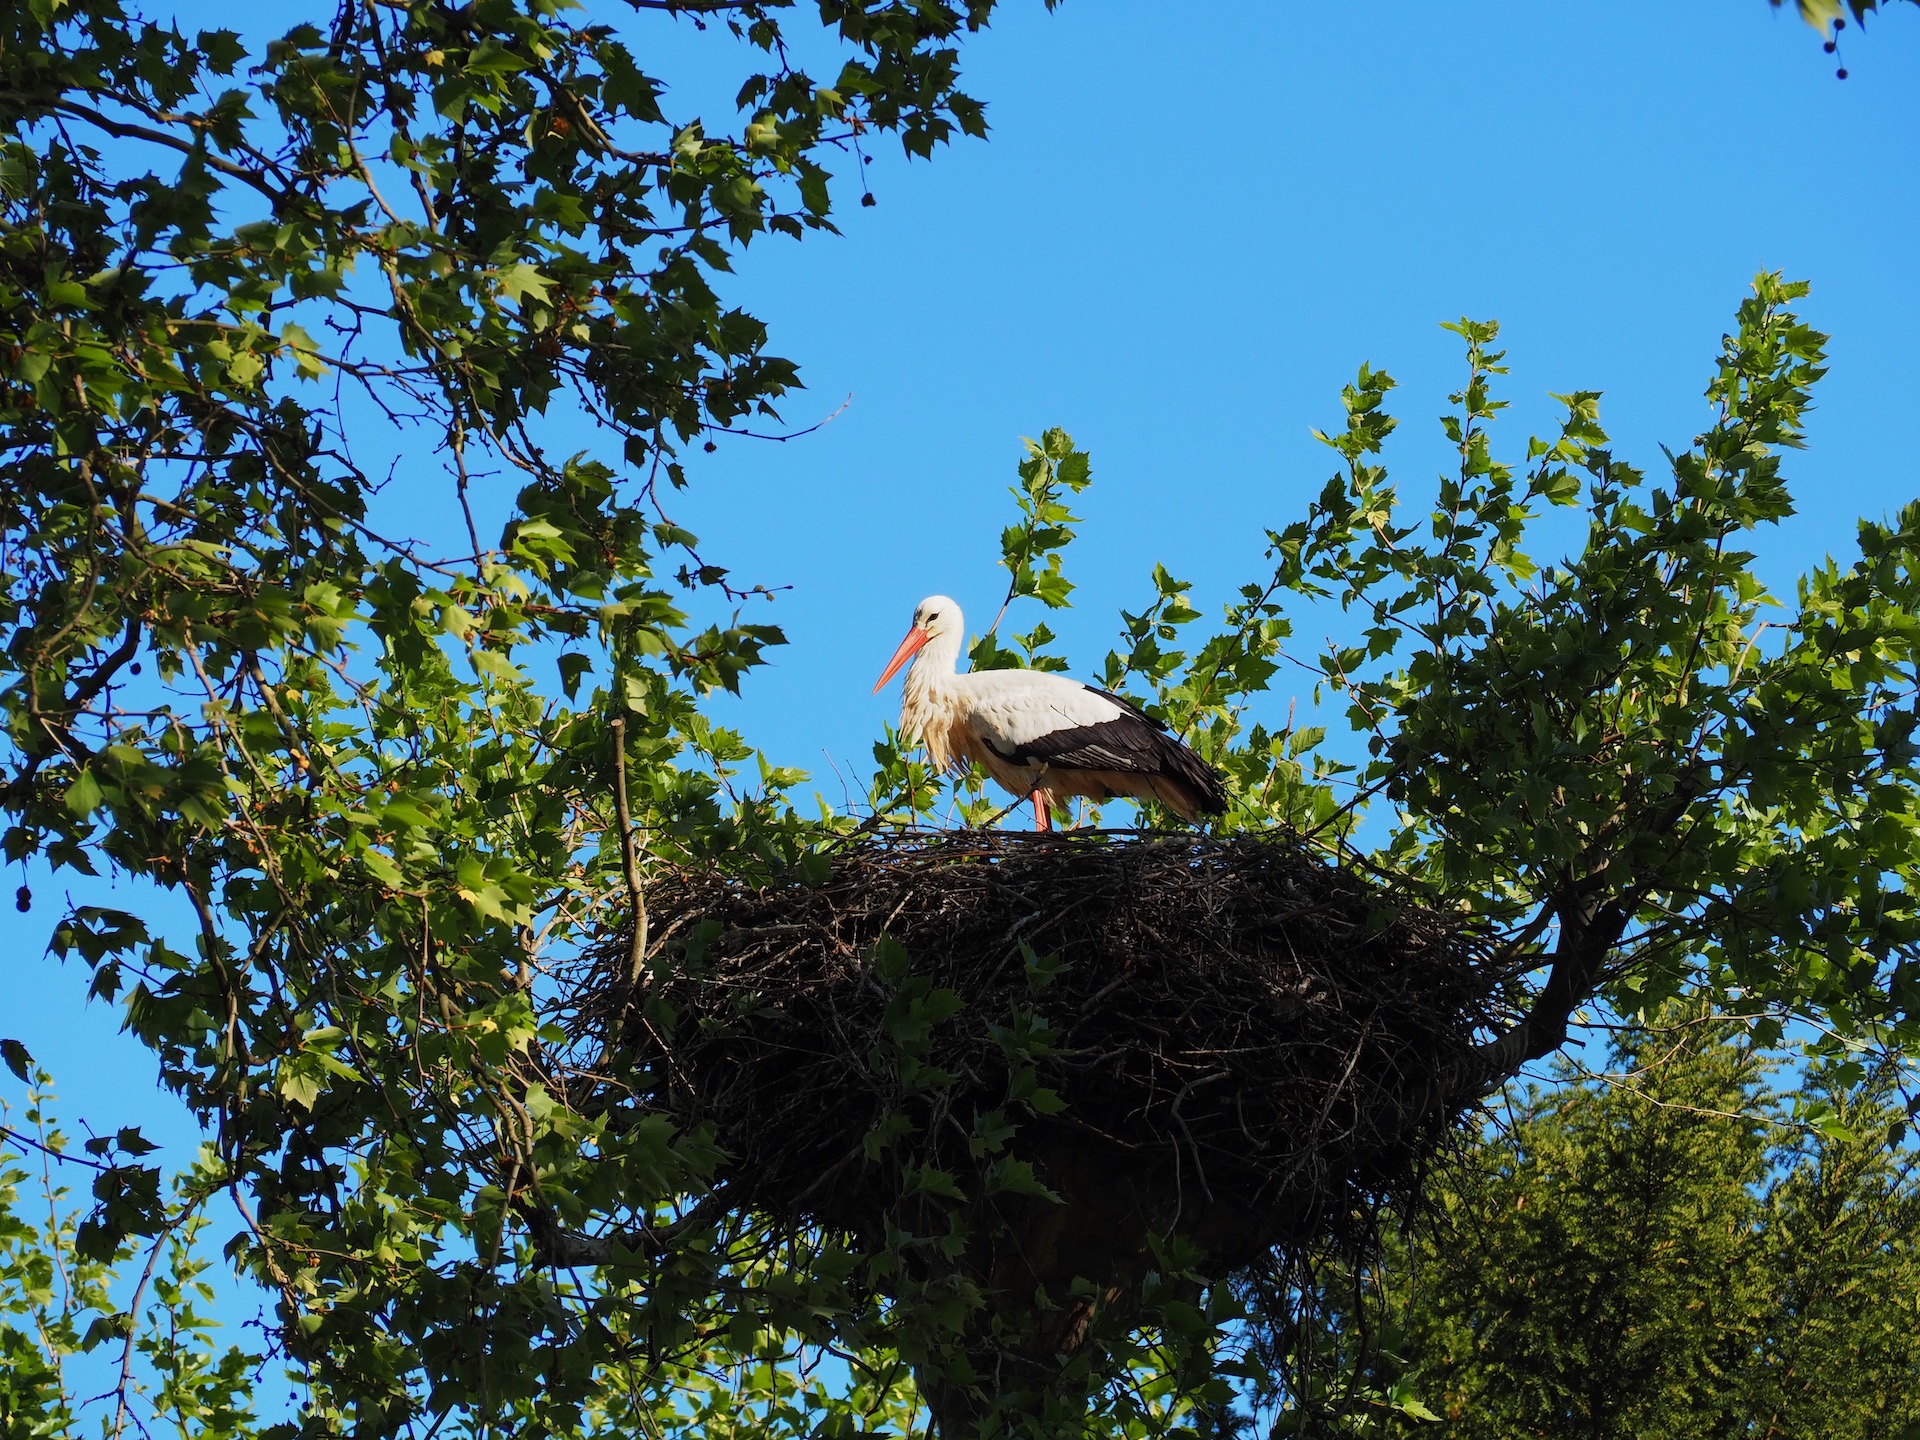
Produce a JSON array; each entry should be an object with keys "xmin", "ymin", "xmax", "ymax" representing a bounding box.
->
[{"xmin": 8, "ymin": 0, "xmax": 1919, "ymax": 1247}]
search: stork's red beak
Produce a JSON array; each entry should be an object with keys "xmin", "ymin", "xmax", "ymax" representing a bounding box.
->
[{"xmin": 872, "ymin": 625, "xmax": 930, "ymax": 693}]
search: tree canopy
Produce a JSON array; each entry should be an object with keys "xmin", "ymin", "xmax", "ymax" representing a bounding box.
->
[
  {"xmin": 1275, "ymin": 1011, "xmax": 1920, "ymax": 1438},
  {"xmin": 4, "ymin": 1, "xmax": 1920, "ymax": 1437}
]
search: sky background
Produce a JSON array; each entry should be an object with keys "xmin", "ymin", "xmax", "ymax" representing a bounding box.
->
[{"xmin": 6, "ymin": 0, "xmax": 1920, "ymax": 1354}]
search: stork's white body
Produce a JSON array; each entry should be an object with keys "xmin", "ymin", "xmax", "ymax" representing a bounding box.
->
[{"xmin": 873, "ymin": 596, "xmax": 1227, "ymax": 828}]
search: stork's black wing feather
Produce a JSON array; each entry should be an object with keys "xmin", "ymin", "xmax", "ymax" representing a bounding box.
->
[{"xmin": 981, "ymin": 718, "xmax": 1164, "ymax": 773}]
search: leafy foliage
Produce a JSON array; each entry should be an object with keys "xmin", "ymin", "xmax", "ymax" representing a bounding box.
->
[
  {"xmin": 1264, "ymin": 1011, "xmax": 1920, "ymax": 1438},
  {"xmin": 0, "ymin": 0, "xmax": 1024, "ymax": 1431},
  {"xmin": 969, "ymin": 427, "xmax": 1093, "ymax": 674},
  {"xmin": 1215, "ymin": 278, "xmax": 1920, "ymax": 1089},
  {"xmin": 1, "ymin": 1064, "xmax": 260, "ymax": 1438}
]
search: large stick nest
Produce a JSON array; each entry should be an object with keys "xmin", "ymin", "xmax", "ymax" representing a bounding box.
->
[{"xmin": 582, "ymin": 831, "xmax": 1508, "ymax": 1310}]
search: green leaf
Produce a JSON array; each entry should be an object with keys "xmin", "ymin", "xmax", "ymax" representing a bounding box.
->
[
  {"xmin": 64, "ymin": 769, "xmax": 104, "ymax": 817},
  {"xmin": 0, "ymin": 1037, "xmax": 32, "ymax": 1082},
  {"xmin": 497, "ymin": 263, "xmax": 552, "ymax": 305},
  {"xmin": 277, "ymin": 1053, "xmax": 324, "ymax": 1110},
  {"xmin": 905, "ymin": 1165, "xmax": 965, "ymax": 1201},
  {"xmin": 985, "ymin": 1157, "xmax": 1061, "ymax": 1201}
]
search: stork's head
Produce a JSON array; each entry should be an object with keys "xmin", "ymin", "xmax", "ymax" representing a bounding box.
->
[{"xmin": 872, "ymin": 595, "xmax": 964, "ymax": 693}]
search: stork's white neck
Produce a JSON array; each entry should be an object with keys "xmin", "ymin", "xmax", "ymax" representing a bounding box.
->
[
  {"xmin": 891, "ymin": 600, "xmax": 968, "ymax": 768},
  {"xmin": 897, "ymin": 625, "xmax": 966, "ymax": 768},
  {"xmin": 903, "ymin": 625, "xmax": 965, "ymax": 699}
]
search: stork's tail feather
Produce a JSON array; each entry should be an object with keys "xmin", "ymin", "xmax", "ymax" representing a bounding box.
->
[{"xmin": 1152, "ymin": 732, "xmax": 1229, "ymax": 821}]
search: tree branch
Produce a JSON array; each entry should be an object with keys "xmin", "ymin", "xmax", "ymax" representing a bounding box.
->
[
  {"xmin": 1464, "ymin": 892, "xmax": 1630, "ymax": 1098},
  {"xmin": 27, "ymin": 96, "xmax": 295, "ymax": 208},
  {"xmin": 610, "ymin": 715, "xmax": 649, "ymax": 983}
]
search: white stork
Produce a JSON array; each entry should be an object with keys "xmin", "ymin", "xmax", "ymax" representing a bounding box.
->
[{"xmin": 871, "ymin": 595, "xmax": 1228, "ymax": 831}]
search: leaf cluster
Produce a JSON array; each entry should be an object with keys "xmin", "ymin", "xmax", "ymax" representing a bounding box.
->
[{"xmin": 1, "ymin": 1067, "xmax": 261, "ymax": 1438}]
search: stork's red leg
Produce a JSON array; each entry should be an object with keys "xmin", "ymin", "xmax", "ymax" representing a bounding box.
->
[{"xmin": 1032, "ymin": 790, "xmax": 1051, "ymax": 832}]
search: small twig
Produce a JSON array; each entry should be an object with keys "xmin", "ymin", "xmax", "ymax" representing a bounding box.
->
[
  {"xmin": 450, "ymin": 418, "xmax": 485, "ymax": 574},
  {"xmin": 0, "ymin": 1123, "xmax": 117, "ymax": 1172},
  {"xmin": 710, "ymin": 392, "xmax": 853, "ymax": 445}
]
